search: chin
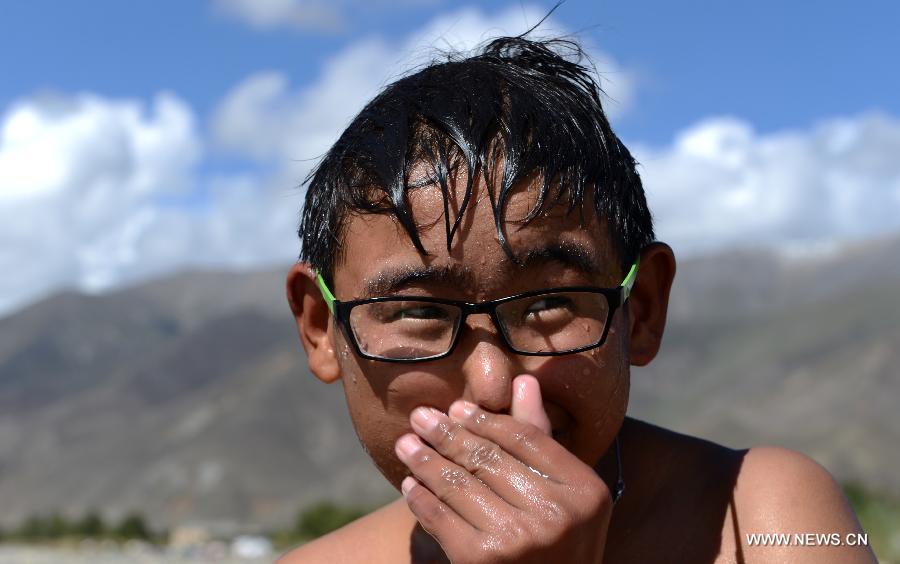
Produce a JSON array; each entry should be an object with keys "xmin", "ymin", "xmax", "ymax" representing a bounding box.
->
[{"xmin": 368, "ymin": 448, "xmax": 410, "ymax": 491}]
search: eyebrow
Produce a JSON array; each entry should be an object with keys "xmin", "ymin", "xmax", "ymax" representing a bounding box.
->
[
  {"xmin": 362, "ymin": 241, "xmax": 603, "ymax": 298},
  {"xmin": 362, "ymin": 264, "xmax": 476, "ymax": 297}
]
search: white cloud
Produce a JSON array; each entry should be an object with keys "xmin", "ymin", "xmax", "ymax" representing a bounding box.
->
[
  {"xmin": 0, "ymin": 94, "xmax": 197, "ymax": 204},
  {"xmin": 0, "ymin": 90, "xmax": 307, "ymax": 317},
  {"xmin": 0, "ymin": 93, "xmax": 202, "ymax": 314},
  {"xmin": 212, "ymin": 0, "xmax": 481, "ymax": 34},
  {"xmin": 212, "ymin": 5, "xmax": 634, "ymax": 163},
  {"xmin": 635, "ymin": 112, "xmax": 900, "ymax": 257},
  {"xmin": 213, "ymin": 0, "xmax": 344, "ymax": 32},
  {"xmin": 212, "ymin": 36, "xmax": 396, "ymax": 164}
]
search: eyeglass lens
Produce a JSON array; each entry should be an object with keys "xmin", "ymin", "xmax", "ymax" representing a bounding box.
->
[{"xmin": 347, "ymin": 291, "xmax": 611, "ymax": 360}]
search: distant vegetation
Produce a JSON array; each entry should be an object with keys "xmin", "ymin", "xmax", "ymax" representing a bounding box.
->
[
  {"xmin": 1, "ymin": 502, "xmax": 370, "ymax": 549},
  {"xmin": 843, "ymin": 482, "xmax": 900, "ymax": 562},
  {"xmin": 2, "ymin": 510, "xmax": 164, "ymax": 544},
  {"xmin": 272, "ymin": 488, "xmax": 900, "ymax": 556},
  {"xmin": 4, "ymin": 488, "xmax": 897, "ymax": 560},
  {"xmin": 271, "ymin": 500, "xmax": 371, "ymax": 549}
]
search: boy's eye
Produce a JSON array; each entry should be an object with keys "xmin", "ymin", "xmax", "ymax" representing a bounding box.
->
[
  {"xmin": 362, "ymin": 301, "xmax": 454, "ymax": 324},
  {"xmin": 357, "ymin": 301, "xmax": 457, "ymax": 328},
  {"xmin": 524, "ymin": 295, "xmax": 574, "ymax": 316},
  {"xmin": 392, "ymin": 305, "xmax": 450, "ymax": 321}
]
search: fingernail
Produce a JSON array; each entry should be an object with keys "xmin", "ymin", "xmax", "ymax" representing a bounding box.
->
[
  {"xmin": 401, "ymin": 476, "xmax": 417, "ymax": 497},
  {"xmin": 410, "ymin": 407, "xmax": 439, "ymax": 434},
  {"xmin": 395, "ymin": 434, "xmax": 422, "ymax": 461},
  {"xmin": 449, "ymin": 400, "xmax": 477, "ymax": 419}
]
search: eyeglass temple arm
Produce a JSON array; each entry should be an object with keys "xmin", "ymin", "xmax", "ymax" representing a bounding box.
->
[
  {"xmin": 621, "ymin": 258, "xmax": 640, "ymax": 301},
  {"xmin": 315, "ymin": 272, "xmax": 336, "ymax": 315}
]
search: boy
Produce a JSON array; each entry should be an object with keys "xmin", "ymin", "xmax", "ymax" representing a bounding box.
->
[{"xmin": 282, "ymin": 37, "xmax": 874, "ymax": 563}]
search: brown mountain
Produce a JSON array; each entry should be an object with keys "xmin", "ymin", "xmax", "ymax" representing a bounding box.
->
[
  {"xmin": 0, "ymin": 235, "xmax": 898, "ymax": 532},
  {"xmin": 632, "ymin": 236, "xmax": 900, "ymax": 495},
  {"xmin": 0, "ymin": 270, "xmax": 395, "ymax": 534}
]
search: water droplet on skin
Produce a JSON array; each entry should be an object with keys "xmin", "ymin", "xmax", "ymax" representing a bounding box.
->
[
  {"xmin": 581, "ymin": 368, "xmax": 591, "ymax": 377},
  {"xmin": 441, "ymin": 467, "xmax": 468, "ymax": 487},
  {"xmin": 470, "ymin": 444, "xmax": 502, "ymax": 468},
  {"xmin": 438, "ymin": 422, "xmax": 457, "ymax": 441},
  {"xmin": 527, "ymin": 465, "xmax": 549, "ymax": 479}
]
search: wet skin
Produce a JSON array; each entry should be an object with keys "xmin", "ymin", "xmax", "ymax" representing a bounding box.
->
[
  {"xmin": 338, "ymin": 185, "xmax": 636, "ymax": 492},
  {"xmin": 285, "ymin": 171, "xmax": 876, "ymax": 563},
  {"xmin": 289, "ymin": 169, "xmax": 675, "ymax": 562}
]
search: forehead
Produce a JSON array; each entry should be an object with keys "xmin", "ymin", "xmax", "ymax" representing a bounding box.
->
[{"xmin": 333, "ymin": 168, "xmax": 620, "ymax": 298}]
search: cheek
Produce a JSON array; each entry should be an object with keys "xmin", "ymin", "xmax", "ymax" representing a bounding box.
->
[
  {"xmin": 527, "ymin": 327, "xmax": 629, "ymax": 464},
  {"xmin": 340, "ymin": 366, "xmax": 407, "ymax": 487},
  {"xmin": 533, "ymin": 351, "xmax": 618, "ymax": 415},
  {"xmin": 338, "ymin": 352, "xmax": 460, "ymax": 488},
  {"xmin": 579, "ymin": 320, "xmax": 631, "ymax": 455}
]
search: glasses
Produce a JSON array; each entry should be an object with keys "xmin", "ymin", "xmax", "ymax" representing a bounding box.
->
[{"xmin": 315, "ymin": 261, "xmax": 639, "ymax": 363}]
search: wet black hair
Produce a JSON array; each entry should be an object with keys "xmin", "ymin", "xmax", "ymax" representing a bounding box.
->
[{"xmin": 298, "ymin": 35, "xmax": 654, "ymax": 285}]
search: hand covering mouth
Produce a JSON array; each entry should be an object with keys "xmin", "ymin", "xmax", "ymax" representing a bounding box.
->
[{"xmin": 544, "ymin": 401, "xmax": 573, "ymax": 441}]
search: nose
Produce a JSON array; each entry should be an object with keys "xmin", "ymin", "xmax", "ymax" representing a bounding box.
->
[{"xmin": 457, "ymin": 314, "xmax": 517, "ymax": 412}]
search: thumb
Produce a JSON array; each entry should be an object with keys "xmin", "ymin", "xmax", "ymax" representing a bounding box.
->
[{"xmin": 510, "ymin": 374, "xmax": 552, "ymax": 435}]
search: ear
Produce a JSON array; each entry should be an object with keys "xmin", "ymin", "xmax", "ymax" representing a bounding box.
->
[
  {"xmin": 286, "ymin": 263, "xmax": 341, "ymax": 383},
  {"xmin": 626, "ymin": 242, "xmax": 677, "ymax": 366}
]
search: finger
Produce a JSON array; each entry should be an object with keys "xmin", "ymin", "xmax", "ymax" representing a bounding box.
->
[
  {"xmin": 510, "ymin": 374, "xmax": 552, "ymax": 435},
  {"xmin": 401, "ymin": 475, "xmax": 472, "ymax": 553},
  {"xmin": 411, "ymin": 407, "xmax": 550, "ymax": 509},
  {"xmin": 395, "ymin": 432, "xmax": 502, "ymax": 528},
  {"xmin": 450, "ymin": 401, "xmax": 592, "ymax": 483}
]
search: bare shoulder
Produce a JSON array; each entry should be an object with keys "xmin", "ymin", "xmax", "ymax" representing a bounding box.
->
[
  {"xmin": 722, "ymin": 446, "xmax": 876, "ymax": 563},
  {"xmin": 733, "ymin": 446, "xmax": 860, "ymax": 529},
  {"xmin": 276, "ymin": 498, "xmax": 414, "ymax": 564}
]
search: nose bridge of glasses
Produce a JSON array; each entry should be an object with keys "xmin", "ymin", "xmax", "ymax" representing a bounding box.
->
[
  {"xmin": 464, "ymin": 300, "xmax": 500, "ymax": 316},
  {"xmin": 458, "ymin": 304, "xmax": 502, "ymax": 334},
  {"xmin": 454, "ymin": 303, "xmax": 517, "ymax": 359}
]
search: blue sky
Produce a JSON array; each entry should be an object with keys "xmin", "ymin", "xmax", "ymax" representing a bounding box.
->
[
  {"xmin": 4, "ymin": 0, "xmax": 897, "ymax": 144},
  {"xmin": 1, "ymin": 0, "xmax": 899, "ymax": 315}
]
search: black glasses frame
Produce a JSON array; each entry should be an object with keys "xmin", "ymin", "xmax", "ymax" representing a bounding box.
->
[{"xmin": 331, "ymin": 286, "xmax": 627, "ymax": 363}]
